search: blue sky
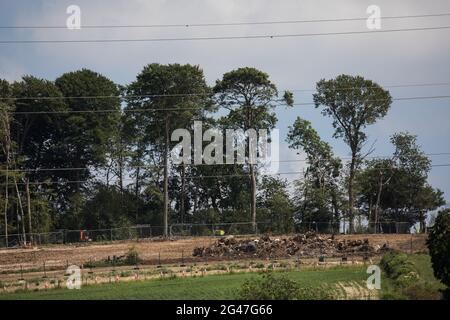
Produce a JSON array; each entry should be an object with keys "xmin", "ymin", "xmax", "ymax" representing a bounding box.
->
[{"xmin": 0, "ymin": 0, "xmax": 449, "ymax": 204}]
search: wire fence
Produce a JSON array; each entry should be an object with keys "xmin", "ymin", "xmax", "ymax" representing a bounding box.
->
[
  {"xmin": 295, "ymin": 221, "xmax": 416, "ymax": 234},
  {"xmin": 0, "ymin": 221, "xmax": 417, "ymax": 248}
]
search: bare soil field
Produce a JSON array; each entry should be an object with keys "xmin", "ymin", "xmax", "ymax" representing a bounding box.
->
[{"xmin": 0, "ymin": 234, "xmax": 426, "ymax": 273}]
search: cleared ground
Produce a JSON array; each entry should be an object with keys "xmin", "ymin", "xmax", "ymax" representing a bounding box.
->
[{"xmin": 0, "ymin": 234, "xmax": 426, "ymax": 273}]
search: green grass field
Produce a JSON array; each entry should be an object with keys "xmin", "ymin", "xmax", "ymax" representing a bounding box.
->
[
  {"xmin": 0, "ymin": 266, "xmax": 367, "ymax": 300},
  {"xmin": 1, "ymin": 253, "xmax": 443, "ymax": 300}
]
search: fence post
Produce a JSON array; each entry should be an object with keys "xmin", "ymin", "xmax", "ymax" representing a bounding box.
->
[
  {"xmin": 180, "ymin": 250, "xmax": 185, "ymax": 267},
  {"xmin": 43, "ymin": 261, "xmax": 47, "ymax": 279},
  {"xmin": 19, "ymin": 265, "xmax": 24, "ymax": 280},
  {"xmin": 157, "ymin": 251, "xmax": 162, "ymax": 268}
]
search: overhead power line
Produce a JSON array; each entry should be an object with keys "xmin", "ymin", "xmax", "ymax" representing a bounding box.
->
[
  {"xmin": 2, "ymin": 13, "xmax": 450, "ymax": 29},
  {"xmin": 5, "ymin": 164, "xmax": 450, "ymax": 186},
  {"xmin": 1, "ymin": 26, "xmax": 449, "ymax": 44},
  {"xmin": 7, "ymin": 95, "xmax": 450, "ymax": 115},
  {"xmin": 3, "ymin": 153, "xmax": 450, "ymax": 173},
  {"xmin": 290, "ymin": 82, "xmax": 450, "ymax": 92},
  {"xmin": 2, "ymin": 82, "xmax": 450, "ymax": 102}
]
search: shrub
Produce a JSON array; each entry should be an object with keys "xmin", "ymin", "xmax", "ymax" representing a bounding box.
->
[
  {"xmin": 238, "ymin": 273, "xmax": 299, "ymax": 300},
  {"xmin": 216, "ymin": 264, "xmax": 227, "ymax": 271},
  {"xmin": 120, "ymin": 271, "xmax": 132, "ymax": 277},
  {"xmin": 380, "ymin": 251, "xmax": 418, "ymax": 285},
  {"xmin": 427, "ymin": 209, "xmax": 450, "ymax": 289},
  {"xmin": 125, "ymin": 247, "xmax": 140, "ymax": 265},
  {"xmin": 380, "ymin": 251, "xmax": 444, "ymax": 299},
  {"xmin": 297, "ymin": 285, "xmax": 334, "ymax": 300},
  {"xmin": 237, "ymin": 273, "xmax": 332, "ymax": 300},
  {"xmin": 401, "ymin": 283, "xmax": 441, "ymax": 300}
]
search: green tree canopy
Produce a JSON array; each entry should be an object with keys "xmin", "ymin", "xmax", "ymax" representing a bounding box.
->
[
  {"xmin": 214, "ymin": 67, "xmax": 292, "ymax": 231},
  {"xmin": 427, "ymin": 209, "xmax": 450, "ymax": 295},
  {"xmin": 125, "ymin": 63, "xmax": 212, "ymax": 236},
  {"xmin": 313, "ymin": 74, "xmax": 392, "ymax": 232}
]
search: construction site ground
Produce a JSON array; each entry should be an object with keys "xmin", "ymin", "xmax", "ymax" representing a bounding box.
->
[{"xmin": 0, "ymin": 233, "xmax": 426, "ymax": 274}]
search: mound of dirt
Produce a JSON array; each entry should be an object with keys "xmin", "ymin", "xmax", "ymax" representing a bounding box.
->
[{"xmin": 192, "ymin": 232, "xmax": 388, "ymax": 259}]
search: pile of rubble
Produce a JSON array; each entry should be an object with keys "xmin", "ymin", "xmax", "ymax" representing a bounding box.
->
[{"xmin": 193, "ymin": 232, "xmax": 388, "ymax": 259}]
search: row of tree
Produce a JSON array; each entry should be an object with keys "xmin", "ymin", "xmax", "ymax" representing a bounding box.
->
[{"xmin": 0, "ymin": 65, "xmax": 445, "ymax": 243}]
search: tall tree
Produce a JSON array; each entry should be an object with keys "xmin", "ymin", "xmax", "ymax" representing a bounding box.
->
[
  {"xmin": 257, "ymin": 176, "xmax": 294, "ymax": 234},
  {"xmin": 0, "ymin": 101, "xmax": 12, "ymax": 245},
  {"xmin": 287, "ymin": 117, "xmax": 343, "ymax": 232},
  {"xmin": 126, "ymin": 63, "xmax": 212, "ymax": 237},
  {"xmin": 10, "ymin": 76, "xmax": 66, "ymax": 228},
  {"xmin": 55, "ymin": 69, "xmax": 121, "ymax": 227},
  {"xmin": 0, "ymin": 81, "xmax": 12, "ymax": 245},
  {"xmin": 313, "ymin": 75, "xmax": 391, "ymax": 232},
  {"xmin": 214, "ymin": 67, "xmax": 292, "ymax": 232},
  {"xmin": 387, "ymin": 133, "xmax": 444, "ymax": 231},
  {"xmin": 357, "ymin": 132, "xmax": 445, "ymax": 232},
  {"xmin": 356, "ymin": 158, "xmax": 395, "ymax": 232},
  {"xmin": 427, "ymin": 209, "xmax": 450, "ymax": 297}
]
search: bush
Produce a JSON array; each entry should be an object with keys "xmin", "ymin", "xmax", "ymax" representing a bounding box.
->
[
  {"xmin": 427, "ymin": 209, "xmax": 450, "ymax": 289},
  {"xmin": 401, "ymin": 283, "xmax": 441, "ymax": 300},
  {"xmin": 120, "ymin": 271, "xmax": 132, "ymax": 277},
  {"xmin": 380, "ymin": 251, "xmax": 418, "ymax": 285},
  {"xmin": 237, "ymin": 273, "xmax": 332, "ymax": 300},
  {"xmin": 380, "ymin": 252, "xmax": 445, "ymax": 299},
  {"xmin": 125, "ymin": 247, "xmax": 140, "ymax": 265}
]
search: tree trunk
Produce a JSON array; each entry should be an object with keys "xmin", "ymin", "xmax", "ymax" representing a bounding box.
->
[
  {"xmin": 331, "ymin": 190, "xmax": 340, "ymax": 234},
  {"xmin": 2, "ymin": 116, "xmax": 10, "ymax": 247},
  {"xmin": 135, "ymin": 166, "xmax": 140, "ymax": 222},
  {"xmin": 347, "ymin": 154, "xmax": 356, "ymax": 233},
  {"xmin": 180, "ymin": 163, "xmax": 185, "ymax": 224},
  {"xmin": 250, "ymin": 163, "xmax": 257, "ymax": 233},
  {"xmin": 374, "ymin": 173, "xmax": 383, "ymax": 234},
  {"xmin": 419, "ymin": 211, "xmax": 426, "ymax": 233},
  {"xmin": 118, "ymin": 136, "xmax": 124, "ymax": 214},
  {"xmin": 163, "ymin": 116, "xmax": 169, "ymax": 238},
  {"xmin": 106, "ymin": 167, "xmax": 110, "ymax": 187},
  {"xmin": 193, "ymin": 185, "xmax": 198, "ymax": 214},
  {"xmin": 14, "ymin": 177, "xmax": 26, "ymax": 245},
  {"xmin": 26, "ymin": 178, "xmax": 33, "ymax": 245},
  {"xmin": 3, "ymin": 152, "xmax": 8, "ymax": 248}
]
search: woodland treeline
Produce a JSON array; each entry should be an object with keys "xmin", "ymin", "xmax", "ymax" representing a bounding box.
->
[{"xmin": 0, "ymin": 65, "xmax": 445, "ymax": 239}]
